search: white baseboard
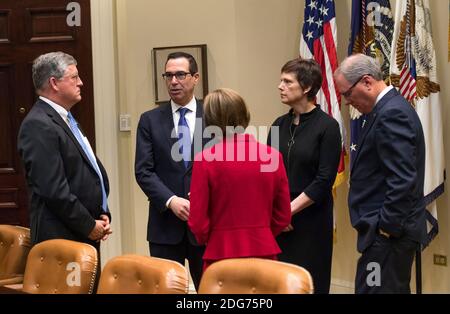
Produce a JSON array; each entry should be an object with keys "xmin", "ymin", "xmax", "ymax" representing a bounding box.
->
[{"xmin": 330, "ymin": 278, "xmax": 354, "ymax": 294}]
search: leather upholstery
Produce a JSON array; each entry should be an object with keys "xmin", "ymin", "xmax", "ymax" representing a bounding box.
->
[
  {"xmin": 198, "ymin": 258, "xmax": 314, "ymax": 294},
  {"xmin": 22, "ymin": 239, "xmax": 98, "ymax": 294},
  {"xmin": 97, "ymin": 255, "xmax": 188, "ymax": 294},
  {"xmin": 0, "ymin": 225, "xmax": 31, "ymax": 286}
]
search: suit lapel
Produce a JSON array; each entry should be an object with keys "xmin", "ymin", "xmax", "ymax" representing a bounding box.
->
[
  {"xmin": 37, "ymin": 101, "xmax": 97, "ymax": 173},
  {"xmin": 350, "ymin": 88, "xmax": 398, "ymax": 173},
  {"xmin": 160, "ymin": 101, "xmax": 178, "ymax": 148},
  {"xmin": 351, "ymin": 112, "xmax": 376, "ymax": 173}
]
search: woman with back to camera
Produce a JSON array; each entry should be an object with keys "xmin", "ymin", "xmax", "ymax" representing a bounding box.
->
[
  {"xmin": 188, "ymin": 88, "xmax": 291, "ymax": 271},
  {"xmin": 268, "ymin": 58, "xmax": 341, "ymax": 293}
]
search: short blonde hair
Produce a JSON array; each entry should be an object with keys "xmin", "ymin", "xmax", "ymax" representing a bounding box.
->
[{"xmin": 204, "ymin": 88, "xmax": 250, "ymax": 136}]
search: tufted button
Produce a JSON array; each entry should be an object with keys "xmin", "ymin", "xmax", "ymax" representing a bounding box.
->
[
  {"xmin": 54, "ymin": 288, "xmax": 58, "ymax": 293},
  {"xmin": 138, "ymin": 279, "xmax": 142, "ymax": 285},
  {"xmin": 251, "ymin": 287, "xmax": 256, "ymax": 293},
  {"xmin": 113, "ymin": 273, "xmax": 118, "ymax": 279},
  {"xmin": 218, "ymin": 281, "xmax": 223, "ymax": 287},
  {"xmin": 36, "ymin": 283, "xmax": 40, "ymax": 288},
  {"xmin": 0, "ymin": 242, "xmax": 3, "ymax": 246},
  {"xmin": 40, "ymin": 256, "xmax": 44, "ymax": 262},
  {"xmin": 58, "ymin": 260, "xmax": 63, "ymax": 266},
  {"xmin": 155, "ymin": 284, "xmax": 159, "ymax": 289}
]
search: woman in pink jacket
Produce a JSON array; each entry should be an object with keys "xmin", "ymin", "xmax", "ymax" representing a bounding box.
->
[{"xmin": 188, "ymin": 88, "xmax": 291, "ymax": 270}]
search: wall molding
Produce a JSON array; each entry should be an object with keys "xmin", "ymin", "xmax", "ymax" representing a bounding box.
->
[{"xmin": 90, "ymin": 0, "xmax": 122, "ymax": 264}]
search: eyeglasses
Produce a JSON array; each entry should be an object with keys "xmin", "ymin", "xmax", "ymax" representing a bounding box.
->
[
  {"xmin": 162, "ymin": 71, "xmax": 193, "ymax": 81},
  {"xmin": 341, "ymin": 74, "xmax": 368, "ymax": 98},
  {"xmin": 57, "ymin": 74, "xmax": 81, "ymax": 82}
]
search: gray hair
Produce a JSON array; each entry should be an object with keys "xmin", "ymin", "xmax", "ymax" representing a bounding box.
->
[
  {"xmin": 335, "ymin": 53, "xmax": 383, "ymax": 84},
  {"xmin": 32, "ymin": 52, "xmax": 77, "ymax": 91}
]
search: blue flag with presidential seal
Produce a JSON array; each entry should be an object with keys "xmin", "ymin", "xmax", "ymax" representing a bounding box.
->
[{"xmin": 347, "ymin": 0, "xmax": 394, "ymax": 166}]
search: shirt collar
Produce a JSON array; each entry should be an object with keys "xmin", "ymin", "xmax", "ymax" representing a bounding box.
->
[
  {"xmin": 171, "ymin": 97, "xmax": 197, "ymax": 114},
  {"xmin": 375, "ymin": 85, "xmax": 394, "ymax": 106},
  {"xmin": 39, "ymin": 96, "xmax": 69, "ymax": 122}
]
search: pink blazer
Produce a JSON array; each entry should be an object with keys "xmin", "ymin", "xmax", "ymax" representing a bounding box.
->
[{"xmin": 188, "ymin": 134, "xmax": 291, "ymax": 262}]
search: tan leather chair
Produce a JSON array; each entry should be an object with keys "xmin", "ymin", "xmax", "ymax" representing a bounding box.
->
[
  {"xmin": 97, "ymin": 255, "xmax": 189, "ymax": 294},
  {"xmin": 198, "ymin": 258, "xmax": 314, "ymax": 294},
  {"xmin": 21, "ymin": 239, "xmax": 98, "ymax": 294},
  {"xmin": 0, "ymin": 225, "xmax": 31, "ymax": 286}
]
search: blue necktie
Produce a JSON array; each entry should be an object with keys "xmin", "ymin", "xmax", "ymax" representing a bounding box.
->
[
  {"xmin": 177, "ymin": 107, "xmax": 191, "ymax": 168},
  {"xmin": 67, "ymin": 112, "xmax": 108, "ymax": 212}
]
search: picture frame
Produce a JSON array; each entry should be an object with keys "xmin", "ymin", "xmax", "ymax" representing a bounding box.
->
[{"xmin": 152, "ymin": 44, "xmax": 208, "ymax": 104}]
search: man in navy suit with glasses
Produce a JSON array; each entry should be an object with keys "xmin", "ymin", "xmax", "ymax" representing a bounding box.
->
[{"xmin": 135, "ymin": 52, "xmax": 206, "ymax": 290}]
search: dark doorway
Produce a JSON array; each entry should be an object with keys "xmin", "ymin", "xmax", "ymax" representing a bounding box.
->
[{"xmin": 0, "ymin": 0, "xmax": 95, "ymax": 226}]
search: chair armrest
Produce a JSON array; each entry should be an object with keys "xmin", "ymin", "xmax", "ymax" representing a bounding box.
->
[
  {"xmin": 0, "ymin": 275, "xmax": 24, "ymax": 286},
  {"xmin": 2, "ymin": 283, "xmax": 23, "ymax": 291}
]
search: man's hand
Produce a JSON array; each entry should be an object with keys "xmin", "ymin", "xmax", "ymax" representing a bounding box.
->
[
  {"xmin": 168, "ymin": 196, "xmax": 190, "ymax": 221},
  {"xmin": 88, "ymin": 220, "xmax": 107, "ymax": 241},
  {"xmin": 282, "ymin": 224, "xmax": 294, "ymax": 232},
  {"xmin": 100, "ymin": 214, "xmax": 112, "ymax": 241},
  {"xmin": 88, "ymin": 216, "xmax": 113, "ymax": 241}
]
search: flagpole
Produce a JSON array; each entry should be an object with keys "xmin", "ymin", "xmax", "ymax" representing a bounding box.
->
[{"xmin": 415, "ymin": 245, "xmax": 422, "ymax": 294}]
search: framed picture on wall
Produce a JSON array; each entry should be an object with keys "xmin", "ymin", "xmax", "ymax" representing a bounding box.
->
[{"xmin": 152, "ymin": 44, "xmax": 208, "ymax": 104}]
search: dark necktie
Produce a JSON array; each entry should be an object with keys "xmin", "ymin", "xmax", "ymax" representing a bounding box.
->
[
  {"xmin": 67, "ymin": 112, "xmax": 108, "ymax": 212},
  {"xmin": 177, "ymin": 107, "xmax": 191, "ymax": 168}
]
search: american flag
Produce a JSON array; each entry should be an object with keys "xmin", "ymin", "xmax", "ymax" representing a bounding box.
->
[
  {"xmin": 300, "ymin": 0, "xmax": 346, "ymax": 187},
  {"xmin": 400, "ymin": 60, "xmax": 417, "ymax": 102},
  {"xmin": 398, "ymin": 3, "xmax": 417, "ymax": 102}
]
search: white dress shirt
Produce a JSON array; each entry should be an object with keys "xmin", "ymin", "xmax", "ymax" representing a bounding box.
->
[
  {"xmin": 40, "ymin": 96, "xmax": 100, "ymax": 174},
  {"xmin": 171, "ymin": 97, "xmax": 197, "ymax": 142},
  {"xmin": 166, "ymin": 97, "xmax": 197, "ymax": 208}
]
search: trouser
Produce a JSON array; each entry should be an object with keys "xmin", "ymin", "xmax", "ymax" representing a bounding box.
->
[{"xmin": 355, "ymin": 233, "xmax": 417, "ymax": 294}]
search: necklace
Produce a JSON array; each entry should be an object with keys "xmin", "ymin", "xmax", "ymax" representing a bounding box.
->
[
  {"xmin": 287, "ymin": 117, "xmax": 299, "ymax": 173},
  {"xmin": 287, "ymin": 116, "xmax": 299, "ymax": 148}
]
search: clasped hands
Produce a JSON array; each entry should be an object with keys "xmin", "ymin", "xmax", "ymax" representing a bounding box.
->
[{"xmin": 88, "ymin": 214, "xmax": 113, "ymax": 242}]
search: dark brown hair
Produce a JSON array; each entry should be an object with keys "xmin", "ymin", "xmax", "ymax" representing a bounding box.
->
[
  {"xmin": 166, "ymin": 51, "xmax": 198, "ymax": 74},
  {"xmin": 281, "ymin": 58, "xmax": 322, "ymax": 101}
]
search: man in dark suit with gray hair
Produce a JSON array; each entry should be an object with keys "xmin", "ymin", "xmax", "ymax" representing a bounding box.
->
[
  {"xmin": 334, "ymin": 53, "xmax": 426, "ymax": 294},
  {"xmin": 18, "ymin": 52, "xmax": 112, "ymax": 250}
]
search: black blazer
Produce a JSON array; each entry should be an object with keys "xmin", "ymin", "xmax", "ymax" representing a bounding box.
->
[
  {"xmin": 18, "ymin": 100, "xmax": 110, "ymax": 247},
  {"xmin": 135, "ymin": 100, "xmax": 206, "ymax": 245},
  {"xmin": 348, "ymin": 88, "xmax": 426, "ymax": 252}
]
